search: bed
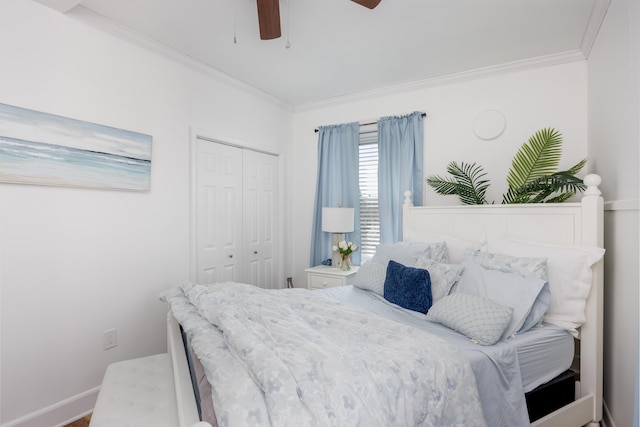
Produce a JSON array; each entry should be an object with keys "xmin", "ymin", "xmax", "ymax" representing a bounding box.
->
[{"xmin": 163, "ymin": 174, "xmax": 604, "ymax": 427}]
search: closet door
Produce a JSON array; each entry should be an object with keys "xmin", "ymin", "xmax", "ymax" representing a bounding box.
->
[
  {"xmin": 194, "ymin": 138, "xmax": 279, "ymax": 288},
  {"xmin": 243, "ymin": 150, "xmax": 278, "ymax": 288},
  {"xmin": 195, "ymin": 140, "xmax": 243, "ymax": 284}
]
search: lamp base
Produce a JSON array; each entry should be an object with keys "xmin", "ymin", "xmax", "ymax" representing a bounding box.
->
[{"xmin": 331, "ymin": 233, "xmax": 345, "ymax": 268}]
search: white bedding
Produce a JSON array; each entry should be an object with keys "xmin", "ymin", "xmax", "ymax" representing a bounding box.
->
[
  {"xmin": 162, "ymin": 282, "xmax": 489, "ymax": 427},
  {"xmin": 511, "ymin": 323, "xmax": 574, "ymax": 392},
  {"xmin": 320, "ymin": 285, "xmax": 537, "ymax": 426},
  {"xmin": 319, "ymin": 285, "xmax": 574, "ymax": 393}
]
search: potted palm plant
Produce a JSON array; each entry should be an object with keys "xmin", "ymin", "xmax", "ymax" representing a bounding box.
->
[{"xmin": 426, "ymin": 128, "xmax": 587, "ymax": 205}]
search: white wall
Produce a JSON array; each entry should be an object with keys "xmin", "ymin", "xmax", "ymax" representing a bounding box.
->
[
  {"xmin": 2, "ymin": 1, "xmax": 633, "ymax": 426},
  {"xmin": 0, "ymin": 1, "xmax": 291, "ymax": 425},
  {"xmin": 290, "ymin": 62, "xmax": 588, "ymax": 287},
  {"xmin": 587, "ymin": 0, "xmax": 640, "ymax": 425}
]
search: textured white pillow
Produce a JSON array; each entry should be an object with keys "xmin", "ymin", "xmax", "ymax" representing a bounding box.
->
[
  {"xmin": 461, "ymin": 248, "xmax": 548, "ymax": 280},
  {"xmin": 426, "ymin": 293, "xmax": 513, "ymax": 345},
  {"xmin": 456, "ymin": 261, "xmax": 549, "ymax": 337},
  {"xmin": 414, "ymin": 257, "xmax": 464, "ymax": 301},
  {"xmin": 403, "ymin": 231, "xmax": 478, "ymax": 264},
  {"xmin": 403, "ymin": 241, "xmax": 448, "ymax": 263},
  {"xmin": 486, "ymin": 236, "xmax": 605, "ymax": 336},
  {"xmin": 351, "ymin": 261, "xmax": 387, "ymax": 295},
  {"xmin": 371, "ymin": 241, "xmax": 449, "ymax": 266},
  {"xmin": 371, "ymin": 243, "xmax": 430, "ymax": 267}
]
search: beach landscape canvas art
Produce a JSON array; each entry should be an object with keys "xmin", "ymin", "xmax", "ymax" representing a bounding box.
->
[{"xmin": 0, "ymin": 103, "xmax": 152, "ymax": 191}]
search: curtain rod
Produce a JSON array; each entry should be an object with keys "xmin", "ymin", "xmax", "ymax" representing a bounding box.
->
[{"xmin": 314, "ymin": 112, "xmax": 426, "ymax": 133}]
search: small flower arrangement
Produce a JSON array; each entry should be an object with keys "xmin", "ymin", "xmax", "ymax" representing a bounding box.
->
[
  {"xmin": 333, "ymin": 240, "xmax": 357, "ymax": 257},
  {"xmin": 333, "ymin": 240, "xmax": 358, "ymax": 270}
]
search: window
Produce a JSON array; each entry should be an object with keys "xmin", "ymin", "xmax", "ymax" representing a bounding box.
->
[{"xmin": 359, "ymin": 130, "xmax": 379, "ymax": 263}]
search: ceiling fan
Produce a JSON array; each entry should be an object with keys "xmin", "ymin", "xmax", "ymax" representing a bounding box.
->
[{"xmin": 256, "ymin": 0, "xmax": 381, "ymax": 40}]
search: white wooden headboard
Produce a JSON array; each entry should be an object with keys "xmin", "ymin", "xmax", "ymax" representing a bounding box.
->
[{"xmin": 402, "ymin": 174, "xmax": 604, "ymax": 427}]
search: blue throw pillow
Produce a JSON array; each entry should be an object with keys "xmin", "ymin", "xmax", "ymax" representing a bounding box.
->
[{"xmin": 383, "ymin": 260, "xmax": 432, "ymax": 313}]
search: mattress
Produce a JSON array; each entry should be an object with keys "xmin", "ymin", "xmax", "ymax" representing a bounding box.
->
[
  {"xmin": 510, "ymin": 321, "xmax": 574, "ymax": 392},
  {"xmin": 318, "ymin": 286, "xmax": 574, "ymax": 393}
]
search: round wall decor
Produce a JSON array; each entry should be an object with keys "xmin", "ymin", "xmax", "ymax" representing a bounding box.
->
[{"xmin": 473, "ymin": 109, "xmax": 506, "ymax": 141}]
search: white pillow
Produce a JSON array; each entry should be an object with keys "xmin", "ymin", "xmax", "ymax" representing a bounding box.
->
[
  {"xmin": 371, "ymin": 243, "xmax": 430, "ymax": 267},
  {"xmin": 461, "ymin": 248, "xmax": 548, "ymax": 280},
  {"xmin": 403, "ymin": 231, "xmax": 478, "ymax": 264},
  {"xmin": 426, "ymin": 293, "xmax": 513, "ymax": 346},
  {"xmin": 407, "ymin": 241, "xmax": 448, "ymax": 263},
  {"xmin": 371, "ymin": 241, "xmax": 449, "ymax": 266},
  {"xmin": 352, "ymin": 261, "xmax": 386, "ymax": 295},
  {"xmin": 519, "ymin": 282, "xmax": 551, "ymax": 333},
  {"xmin": 456, "ymin": 261, "xmax": 549, "ymax": 337},
  {"xmin": 460, "ymin": 250, "xmax": 551, "ymax": 332},
  {"xmin": 486, "ymin": 236, "xmax": 605, "ymax": 336},
  {"xmin": 414, "ymin": 257, "xmax": 464, "ymax": 301}
]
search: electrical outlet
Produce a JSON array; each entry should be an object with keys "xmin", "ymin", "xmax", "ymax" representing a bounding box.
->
[{"xmin": 103, "ymin": 329, "xmax": 117, "ymax": 350}]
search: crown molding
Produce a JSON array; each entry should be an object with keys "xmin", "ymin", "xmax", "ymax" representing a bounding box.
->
[
  {"xmin": 51, "ymin": 2, "xmax": 609, "ymax": 114},
  {"xmin": 295, "ymin": 0, "xmax": 611, "ymax": 113},
  {"xmin": 33, "ymin": 0, "xmax": 82, "ymax": 13},
  {"xmin": 66, "ymin": 6, "xmax": 293, "ymax": 112},
  {"xmin": 580, "ymin": 0, "xmax": 611, "ymax": 58},
  {"xmin": 294, "ymin": 50, "xmax": 586, "ymax": 113}
]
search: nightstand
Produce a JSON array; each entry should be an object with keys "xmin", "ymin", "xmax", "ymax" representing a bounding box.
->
[{"xmin": 305, "ymin": 265, "xmax": 359, "ymax": 290}]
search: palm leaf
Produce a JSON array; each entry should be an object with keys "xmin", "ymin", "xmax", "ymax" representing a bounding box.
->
[
  {"xmin": 544, "ymin": 192, "xmax": 576, "ymax": 203},
  {"xmin": 502, "ymin": 188, "xmax": 532, "ymax": 204},
  {"xmin": 506, "ymin": 128, "xmax": 563, "ymax": 190},
  {"xmin": 427, "ymin": 129, "xmax": 587, "ymax": 205},
  {"xmin": 565, "ymin": 158, "xmax": 587, "ymax": 176},
  {"xmin": 425, "ymin": 175, "xmax": 459, "ymax": 196},
  {"xmin": 503, "ymin": 171, "xmax": 586, "ymax": 204},
  {"xmin": 426, "ymin": 162, "xmax": 489, "ymax": 205}
]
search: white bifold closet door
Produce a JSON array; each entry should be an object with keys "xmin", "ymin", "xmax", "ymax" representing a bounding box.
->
[{"xmin": 194, "ymin": 138, "xmax": 278, "ymax": 288}]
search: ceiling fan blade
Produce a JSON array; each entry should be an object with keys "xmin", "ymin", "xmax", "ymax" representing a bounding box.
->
[
  {"xmin": 351, "ymin": 0, "xmax": 382, "ymax": 9},
  {"xmin": 257, "ymin": 0, "xmax": 281, "ymax": 40}
]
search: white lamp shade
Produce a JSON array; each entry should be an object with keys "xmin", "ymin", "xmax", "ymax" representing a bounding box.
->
[{"xmin": 322, "ymin": 207, "xmax": 354, "ymax": 233}]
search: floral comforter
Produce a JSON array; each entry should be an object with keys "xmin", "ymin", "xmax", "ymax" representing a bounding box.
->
[{"xmin": 161, "ymin": 283, "xmax": 487, "ymax": 427}]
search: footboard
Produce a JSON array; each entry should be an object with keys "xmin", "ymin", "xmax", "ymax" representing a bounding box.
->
[
  {"xmin": 531, "ymin": 393, "xmax": 598, "ymax": 427},
  {"xmin": 167, "ymin": 311, "xmax": 213, "ymax": 427}
]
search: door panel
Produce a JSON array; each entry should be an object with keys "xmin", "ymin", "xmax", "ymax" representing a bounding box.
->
[
  {"xmin": 196, "ymin": 140, "xmax": 242, "ymax": 284},
  {"xmin": 194, "ymin": 138, "xmax": 278, "ymax": 287},
  {"xmin": 243, "ymin": 150, "xmax": 278, "ymax": 288}
]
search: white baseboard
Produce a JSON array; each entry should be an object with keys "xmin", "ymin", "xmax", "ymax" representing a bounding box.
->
[
  {"xmin": 1, "ymin": 387, "xmax": 99, "ymax": 427},
  {"xmin": 602, "ymin": 399, "xmax": 616, "ymax": 427}
]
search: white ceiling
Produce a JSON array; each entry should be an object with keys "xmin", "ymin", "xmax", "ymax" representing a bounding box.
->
[{"xmin": 36, "ymin": 0, "xmax": 606, "ymax": 108}]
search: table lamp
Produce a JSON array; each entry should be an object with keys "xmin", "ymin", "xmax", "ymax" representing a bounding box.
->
[{"xmin": 322, "ymin": 207, "xmax": 354, "ymax": 268}]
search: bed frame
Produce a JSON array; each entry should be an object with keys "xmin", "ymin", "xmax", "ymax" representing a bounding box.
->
[
  {"xmin": 402, "ymin": 174, "xmax": 604, "ymax": 427},
  {"xmin": 166, "ymin": 174, "xmax": 604, "ymax": 427},
  {"xmin": 167, "ymin": 312, "xmax": 212, "ymax": 427}
]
